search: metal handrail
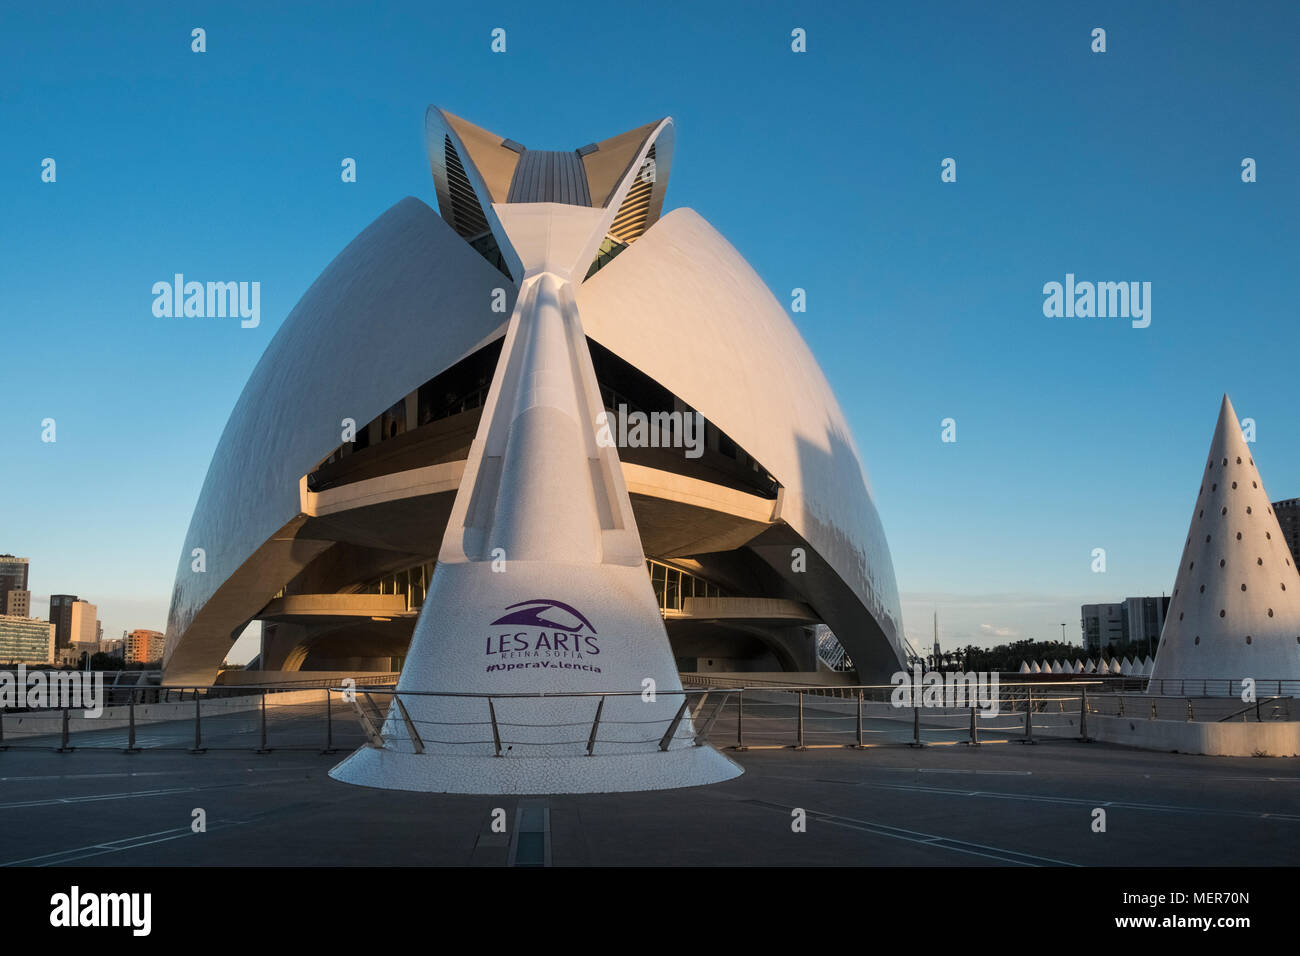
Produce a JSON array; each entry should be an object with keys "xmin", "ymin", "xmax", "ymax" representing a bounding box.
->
[
  {"xmin": 1217, "ymin": 696, "xmax": 1291, "ymax": 722},
  {"xmin": 336, "ymin": 679, "xmax": 1106, "ymax": 699}
]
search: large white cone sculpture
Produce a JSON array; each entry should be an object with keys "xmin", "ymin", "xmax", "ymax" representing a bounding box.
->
[
  {"xmin": 1149, "ymin": 396, "xmax": 1300, "ymax": 694},
  {"xmin": 1019, "ymin": 661, "xmax": 1031, "ymax": 674},
  {"xmin": 331, "ymin": 200, "xmax": 741, "ymax": 793}
]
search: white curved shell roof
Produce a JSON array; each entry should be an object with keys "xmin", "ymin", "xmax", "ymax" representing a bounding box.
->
[{"xmin": 577, "ymin": 208, "xmax": 903, "ymax": 667}]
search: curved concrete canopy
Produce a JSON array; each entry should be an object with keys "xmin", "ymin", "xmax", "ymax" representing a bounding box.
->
[
  {"xmin": 576, "ymin": 208, "xmax": 904, "ymax": 675},
  {"xmin": 162, "ymin": 197, "xmax": 514, "ymax": 685}
]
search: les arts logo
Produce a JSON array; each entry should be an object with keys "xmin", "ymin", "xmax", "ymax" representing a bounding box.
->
[{"xmin": 484, "ymin": 599, "xmax": 603, "ymax": 674}]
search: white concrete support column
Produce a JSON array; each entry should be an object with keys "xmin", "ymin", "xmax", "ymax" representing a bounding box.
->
[{"xmin": 332, "ymin": 205, "xmax": 740, "ymax": 794}]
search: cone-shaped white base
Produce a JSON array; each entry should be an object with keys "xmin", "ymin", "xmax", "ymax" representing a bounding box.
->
[
  {"xmin": 330, "ymin": 741, "xmax": 741, "ymax": 795},
  {"xmin": 328, "ymin": 557, "xmax": 744, "ymax": 794}
]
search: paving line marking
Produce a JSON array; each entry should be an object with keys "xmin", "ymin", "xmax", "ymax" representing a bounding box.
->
[
  {"xmin": 0, "ymin": 765, "xmax": 305, "ymax": 783},
  {"xmin": 740, "ymin": 798, "xmax": 1078, "ymax": 866},
  {"xmin": 0, "ymin": 774, "xmax": 312, "ymax": 810},
  {"xmin": 844, "ymin": 779, "xmax": 1300, "ymax": 822},
  {"xmin": 2, "ymin": 821, "xmax": 249, "ymax": 866}
]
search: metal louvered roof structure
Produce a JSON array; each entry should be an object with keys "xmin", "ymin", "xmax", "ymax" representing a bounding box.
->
[
  {"xmin": 506, "ymin": 150, "xmax": 593, "ymax": 205},
  {"xmin": 424, "ymin": 107, "xmax": 673, "ymax": 282}
]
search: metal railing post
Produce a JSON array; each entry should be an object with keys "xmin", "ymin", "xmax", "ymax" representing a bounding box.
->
[
  {"xmin": 966, "ymin": 705, "xmax": 980, "ymax": 746},
  {"xmin": 586, "ymin": 696, "xmax": 605, "ymax": 756},
  {"xmin": 0, "ymin": 705, "xmax": 6, "ymax": 751},
  {"xmin": 1020, "ymin": 688, "xmax": 1036, "ymax": 744},
  {"xmin": 693, "ymin": 692, "xmax": 730, "ymax": 746},
  {"xmin": 58, "ymin": 708, "xmax": 73, "ymax": 752},
  {"xmin": 125, "ymin": 689, "xmax": 139, "ymax": 753},
  {"xmin": 190, "ymin": 691, "xmax": 206, "ymax": 753},
  {"xmin": 393, "ymin": 694, "xmax": 424, "ymax": 754},
  {"xmin": 350, "ymin": 694, "xmax": 385, "ymax": 749},
  {"xmin": 854, "ymin": 691, "xmax": 864, "ymax": 749},
  {"xmin": 659, "ymin": 697, "xmax": 690, "ymax": 751},
  {"xmin": 254, "ymin": 690, "xmax": 269, "ymax": 753},
  {"xmin": 736, "ymin": 689, "xmax": 745, "ymax": 750},
  {"xmin": 321, "ymin": 689, "xmax": 336, "ymax": 754},
  {"xmin": 1078, "ymin": 687, "xmax": 1091, "ymax": 742},
  {"xmin": 489, "ymin": 698, "xmax": 503, "ymax": 757},
  {"xmin": 909, "ymin": 703, "xmax": 924, "ymax": 748},
  {"xmin": 795, "ymin": 691, "xmax": 806, "ymax": 750}
]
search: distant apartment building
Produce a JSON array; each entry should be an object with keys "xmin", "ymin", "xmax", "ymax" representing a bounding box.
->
[
  {"xmin": 0, "ymin": 555, "xmax": 29, "ymax": 595},
  {"xmin": 49, "ymin": 595, "xmax": 98, "ymax": 650},
  {"xmin": 0, "ymin": 614, "xmax": 55, "ymax": 665},
  {"xmin": 48, "ymin": 594, "xmax": 78, "ymax": 648},
  {"xmin": 1276, "ymin": 498, "xmax": 1300, "ymax": 569},
  {"xmin": 0, "ymin": 555, "xmax": 30, "ymax": 615},
  {"xmin": 124, "ymin": 629, "xmax": 166, "ymax": 665},
  {"xmin": 1081, "ymin": 603, "xmax": 1126, "ymax": 653},
  {"xmin": 1082, "ymin": 596, "xmax": 1170, "ymax": 653},
  {"xmin": 5, "ymin": 590, "xmax": 30, "ymax": 617},
  {"xmin": 71, "ymin": 601, "xmax": 98, "ymax": 646},
  {"xmin": 1124, "ymin": 595, "xmax": 1170, "ymax": 652}
]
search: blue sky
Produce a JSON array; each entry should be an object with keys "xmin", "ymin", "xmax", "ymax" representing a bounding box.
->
[{"xmin": 2, "ymin": 1, "xmax": 1297, "ymax": 660}]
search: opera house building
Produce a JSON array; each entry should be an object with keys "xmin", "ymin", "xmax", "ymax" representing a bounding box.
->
[{"xmin": 161, "ymin": 107, "xmax": 905, "ymax": 705}]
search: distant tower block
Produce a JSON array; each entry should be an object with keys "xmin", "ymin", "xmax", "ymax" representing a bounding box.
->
[{"xmin": 1150, "ymin": 395, "xmax": 1300, "ymax": 694}]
